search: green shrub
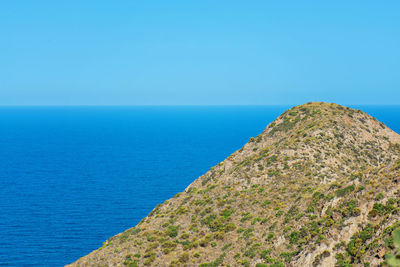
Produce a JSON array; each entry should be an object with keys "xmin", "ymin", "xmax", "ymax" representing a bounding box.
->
[
  {"xmin": 280, "ymin": 251, "xmax": 298, "ymax": 262},
  {"xmin": 267, "ymin": 233, "xmax": 274, "ymax": 240},
  {"xmin": 166, "ymin": 225, "xmax": 178, "ymax": 237},
  {"xmin": 376, "ymin": 192, "xmax": 385, "ymax": 200},
  {"xmin": 335, "ymin": 185, "xmax": 355, "ymax": 197},
  {"xmin": 289, "ymin": 231, "xmax": 299, "ymax": 244},
  {"xmin": 180, "ymin": 232, "xmax": 189, "ymax": 239},
  {"xmin": 346, "ymin": 237, "xmax": 364, "ymax": 259},
  {"xmin": 220, "ymin": 208, "xmax": 233, "ymax": 218},
  {"xmin": 243, "ymin": 228, "xmax": 254, "ymax": 239},
  {"xmin": 360, "ymin": 224, "xmax": 374, "ymax": 242},
  {"xmin": 178, "ymin": 252, "xmax": 189, "ymax": 263},
  {"xmin": 386, "ymin": 230, "xmax": 400, "ymax": 266},
  {"xmin": 224, "ymin": 222, "xmax": 236, "ymax": 232},
  {"xmin": 198, "ymin": 253, "xmax": 226, "ymax": 267},
  {"xmin": 341, "ymin": 200, "xmax": 360, "ymax": 218},
  {"xmin": 335, "ymin": 253, "xmax": 352, "ymax": 267},
  {"xmin": 222, "ymin": 242, "xmax": 232, "ymax": 251},
  {"xmin": 269, "ymin": 116, "xmax": 300, "ymax": 136},
  {"xmin": 269, "ymin": 260, "xmax": 285, "ymax": 267},
  {"xmin": 143, "ymin": 251, "xmax": 156, "ymax": 265},
  {"xmin": 369, "ymin": 203, "xmax": 388, "ymax": 217}
]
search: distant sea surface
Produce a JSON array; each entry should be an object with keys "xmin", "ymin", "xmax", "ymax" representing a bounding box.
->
[{"xmin": 0, "ymin": 105, "xmax": 399, "ymax": 266}]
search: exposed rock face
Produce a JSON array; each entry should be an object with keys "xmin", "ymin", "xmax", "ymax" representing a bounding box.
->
[{"xmin": 68, "ymin": 102, "xmax": 400, "ymax": 267}]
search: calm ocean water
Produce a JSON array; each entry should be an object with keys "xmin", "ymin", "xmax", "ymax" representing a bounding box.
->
[{"xmin": 0, "ymin": 105, "xmax": 399, "ymax": 266}]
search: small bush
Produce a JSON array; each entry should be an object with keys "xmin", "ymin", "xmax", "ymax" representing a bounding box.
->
[
  {"xmin": 335, "ymin": 185, "xmax": 355, "ymax": 197},
  {"xmin": 166, "ymin": 225, "xmax": 179, "ymax": 237},
  {"xmin": 178, "ymin": 253, "xmax": 189, "ymax": 263}
]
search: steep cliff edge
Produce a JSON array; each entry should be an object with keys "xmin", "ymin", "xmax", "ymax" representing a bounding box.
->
[{"xmin": 68, "ymin": 102, "xmax": 400, "ymax": 266}]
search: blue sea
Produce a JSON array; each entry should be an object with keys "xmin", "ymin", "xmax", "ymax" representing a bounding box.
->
[{"xmin": 0, "ymin": 105, "xmax": 399, "ymax": 267}]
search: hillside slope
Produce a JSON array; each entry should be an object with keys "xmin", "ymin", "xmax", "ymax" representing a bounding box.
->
[{"xmin": 68, "ymin": 102, "xmax": 400, "ymax": 267}]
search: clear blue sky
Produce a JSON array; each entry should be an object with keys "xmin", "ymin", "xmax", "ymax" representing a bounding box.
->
[{"xmin": 1, "ymin": 1, "xmax": 399, "ymax": 105}]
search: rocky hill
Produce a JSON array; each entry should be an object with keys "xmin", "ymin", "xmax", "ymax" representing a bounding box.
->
[{"xmin": 68, "ymin": 102, "xmax": 400, "ymax": 267}]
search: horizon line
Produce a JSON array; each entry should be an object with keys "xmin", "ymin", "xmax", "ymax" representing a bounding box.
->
[{"xmin": 0, "ymin": 103, "xmax": 400, "ymax": 107}]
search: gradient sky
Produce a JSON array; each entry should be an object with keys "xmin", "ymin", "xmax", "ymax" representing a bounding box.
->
[{"xmin": 1, "ymin": 1, "xmax": 399, "ymax": 105}]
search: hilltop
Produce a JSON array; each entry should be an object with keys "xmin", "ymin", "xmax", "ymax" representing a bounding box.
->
[{"xmin": 68, "ymin": 102, "xmax": 400, "ymax": 266}]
